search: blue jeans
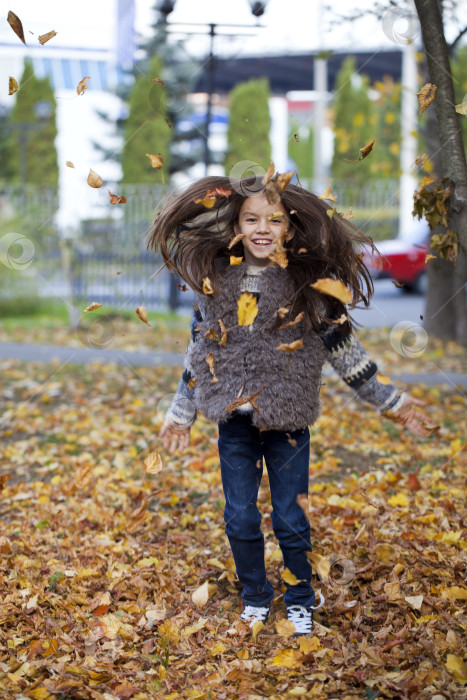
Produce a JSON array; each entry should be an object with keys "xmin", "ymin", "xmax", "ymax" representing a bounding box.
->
[{"xmin": 218, "ymin": 412, "xmax": 316, "ymax": 608}]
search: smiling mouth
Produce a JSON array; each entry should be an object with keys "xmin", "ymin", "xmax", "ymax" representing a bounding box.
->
[{"xmin": 252, "ymin": 239, "xmax": 273, "ymax": 246}]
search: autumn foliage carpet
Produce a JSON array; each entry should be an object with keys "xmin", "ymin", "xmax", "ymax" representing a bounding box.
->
[{"xmin": 0, "ymin": 356, "xmax": 466, "ymax": 699}]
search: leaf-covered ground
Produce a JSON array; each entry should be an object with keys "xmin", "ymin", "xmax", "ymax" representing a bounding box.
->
[{"xmin": 0, "ymin": 358, "xmax": 466, "ymax": 699}]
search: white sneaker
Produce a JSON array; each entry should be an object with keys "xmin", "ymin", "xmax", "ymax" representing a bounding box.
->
[
  {"xmin": 240, "ymin": 604, "xmax": 270, "ymax": 628},
  {"xmin": 287, "ymin": 592, "xmax": 325, "ymax": 636}
]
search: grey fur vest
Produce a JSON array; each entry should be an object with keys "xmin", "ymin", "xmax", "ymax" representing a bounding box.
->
[{"xmin": 188, "ymin": 263, "xmax": 327, "ymax": 431}]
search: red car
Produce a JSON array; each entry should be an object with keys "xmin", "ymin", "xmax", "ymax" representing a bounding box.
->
[{"xmin": 362, "ymin": 223, "xmax": 429, "ymax": 294}]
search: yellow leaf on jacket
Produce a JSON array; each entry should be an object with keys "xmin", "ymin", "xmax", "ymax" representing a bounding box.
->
[
  {"xmin": 276, "ymin": 339, "xmax": 304, "ymax": 352},
  {"xmin": 202, "ymin": 277, "xmax": 214, "ymax": 295},
  {"xmin": 230, "ymin": 256, "xmax": 243, "ymax": 265},
  {"xmin": 237, "ymin": 292, "xmax": 258, "ymax": 326},
  {"xmin": 311, "ymin": 278, "xmax": 352, "ymax": 304}
]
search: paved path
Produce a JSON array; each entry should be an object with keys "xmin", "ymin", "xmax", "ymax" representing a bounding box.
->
[{"xmin": 1, "ymin": 341, "xmax": 466, "ymax": 388}]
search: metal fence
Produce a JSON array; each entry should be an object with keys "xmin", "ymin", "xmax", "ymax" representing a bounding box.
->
[{"xmin": 0, "ymin": 179, "xmax": 400, "ymax": 312}]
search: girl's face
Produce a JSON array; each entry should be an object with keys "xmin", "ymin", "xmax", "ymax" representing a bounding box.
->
[{"xmin": 234, "ymin": 194, "xmax": 293, "ymax": 267}]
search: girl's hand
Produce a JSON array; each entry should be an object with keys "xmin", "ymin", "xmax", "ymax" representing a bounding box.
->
[
  {"xmin": 160, "ymin": 419, "xmax": 191, "ymax": 454},
  {"xmin": 385, "ymin": 395, "xmax": 438, "ymax": 438}
]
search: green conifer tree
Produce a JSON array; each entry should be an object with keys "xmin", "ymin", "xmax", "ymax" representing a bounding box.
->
[
  {"xmin": 121, "ymin": 54, "xmax": 171, "ymax": 184},
  {"xmin": 224, "ymin": 78, "xmax": 271, "ymax": 173},
  {"xmin": 288, "ymin": 120, "xmax": 314, "ymax": 180},
  {"xmin": 370, "ymin": 76, "xmax": 402, "ymax": 179},
  {"xmin": 8, "ymin": 58, "xmax": 58, "ymax": 185},
  {"xmin": 451, "ymin": 45, "xmax": 467, "ymax": 150},
  {"xmin": 331, "ymin": 57, "xmax": 374, "ymax": 188}
]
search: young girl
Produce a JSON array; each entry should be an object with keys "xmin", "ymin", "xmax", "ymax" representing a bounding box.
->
[{"xmin": 147, "ymin": 173, "xmax": 428, "ymax": 636}]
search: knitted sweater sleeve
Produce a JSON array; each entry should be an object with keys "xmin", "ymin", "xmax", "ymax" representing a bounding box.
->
[
  {"xmin": 164, "ymin": 307, "xmax": 201, "ymax": 428},
  {"xmin": 319, "ymin": 319, "xmax": 405, "ymax": 413}
]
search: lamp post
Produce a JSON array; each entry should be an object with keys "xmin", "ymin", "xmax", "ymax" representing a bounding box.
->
[{"xmin": 156, "ymin": 0, "xmax": 268, "ymax": 176}]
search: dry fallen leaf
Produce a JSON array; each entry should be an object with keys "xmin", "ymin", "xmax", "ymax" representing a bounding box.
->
[
  {"xmin": 237, "ymin": 292, "xmax": 258, "ymax": 326},
  {"xmin": 218, "ymin": 318, "xmax": 227, "ymax": 347},
  {"xmin": 206, "ymin": 353, "xmax": 218, "ymax": 383},
  {"xmin": 192, "ymin": 580, "xmax": 209, "ymax": 607},
  {"xmin": 275, "ymin": 618, "xmax": 296, "ymax": 637},
  {"xmin": 38, "ymin": 30, "xmax": 57, "ymax": 45},
  {"xmin": 144, "ymin": 451, "xmax": 162, "ymax": 474},
  {"xmin": 311, "ymin": 278, "xmax": 352, "ymax": 304},
  {"xmin": 7, "ymin": 11, "xmax": 26, "ymax": 44},
  {"xmin": 145, "ymin": 153, "xmax": 163, "ymax": 169},
  {"xmin": 318, "ymin": 185, "xmax": 337, "ymax": 203},
  {"xmin": 193, "ymin": 196, "xmax": 216, "ymax": 209},
  {"xmin": 136, "ymin": 305, "xmax": 151, "ymax": 326},
  {"xmin": 417, "ymin": 83, "xmax": 437, "ymax": 115},
  {"xmin": 108, "ymin": 190, "xmax": 127, "ymax": 205},
  {"xmin": 359, "ymin": 138, "xmax": 376, "ymax": 160},
  {"xmin": 228, "ymin": 233, "xmax": 246, "ymax": 249},
  {"xmin": 83, "ymin": 302, "xmax": 102, "ymax": 313},
  {"xmin": 202, "ymin": 277, "xmax": 214, "ymax": 295},
  {"xmin": 87, "ymin": 169, "xmax": 103, "ymax": 189},
  {"xmin": 276, "ymin": 339, "xmax": 304, "ymax": 352},
  {"xmin": 8, "ymin": 77, "xmax": 18, "ymax": 95},
  {"xmin": 77, "ymin": 77, "xmax": 90, "ymax": 95},
  {"xmin": 230, "ymin": 255, "xmax": 243, "ymax": 265}
]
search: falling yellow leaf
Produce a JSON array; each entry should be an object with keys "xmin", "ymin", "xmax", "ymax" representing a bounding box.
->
[
  {"xmin": 343, "ymin": 207, "xmax": 354, "ymax": 220},
  {"xmin": 276, "ymin": 339, "xmax": 304, "ymax": 352},
  {"xmin": 192, "ymin": 580, "xmax": 209, "ymax": 607},
  {"xmin": 8, "ymin": 77, "xmax": 18, "ymax": 95},
  {"xmin": 311, "ymin": 278, "xmax": 352, "ymax": 304},
  {"xmin": 278, "ymin": 311, "xmax": 304, "ymax": 330},
  {"xmin": 318, "ymin": 185, "xmax": 337, "ymax": 202},
  {"xmin": 38, "ymin": 30, "xmax": 57, "ymax": 45},
  {"xmin": 108, "ymin": 190, "xmax": 127, "ymax": 204},
  {"xmin": 144, "ymin": 451, "xmax": 162, "ymax": 474},
  {"xmin": 77, "ymin": 77, "xmax": 90, "ymax": 95},
  {"xmin": 83, "ymin": 302, "xmax": 102, "ymax": 313},
  {"xmin": 136, "ymin": 305, "xmax": 151, "ymax": 326},
  {"xmin": 417, "ymin": 83, "xmax": 437, "ymax": 115},
  {"xmin": 230, "ymin": 256, "xmax": 243, "ymax": 265},
  {"xmin": 87, "ymin": 168, "xmax": 103, "ymax": 188},
  {"xmin": 388, "ymin": 493, "xmax": 409, "ymax": 507},
  {"xmin": 455, "ymin": 102, "xmax": 467, "ymax": 116},
  {"xmin": 425, "ymin": 253, "xmax": 436, "ymax": 262},
  {"xmin": 281, "ymin": 568, "xmax": 301, "ymax": 585},
  {"xmin": 193, "ymin": 196, "xmax": 216, "ymax": 208},
  {"xmin": 276, "ymin": 170, "xmax": 295, "ymax": 189},
  {"xmin": 359, "ymin": 138, "xmax": 376, "ymax": 160},
  {"xmin": 271, "ymin": 649, "xmax": 304, "ymax": 669},
  {"xmin": 145, "ymin": 153, "xmax": 163, "ymax": 169},
  {"xmin": 228, "ymin": 232, "xmax": 246, "ymax": 249},
  {"xmin": 202, "ymin": 277, "xmax": 214, "ymax": 295},
  {"xmin": 66, "ymin": 161, "xmax": 75, "ymax": 168},
  {"xmin": 7, "ymin": 11, "xmax": 26, "ymax": 44},
  {"xmin": 298, "ymin": 636, "xmax": 322, "ymax": 654},
  {"xmin": 377, "ymin": 373, "xmax": 391, "ymax": 384},
  {"xmin": 445, "ymin": 654, "xmax": 467, "ymax": 685},
  {"xmin": 237, "ymin": 292, "xmax": 258, "ymax": 326},
  {"xmin": 275, "ymin": 618, "xmax": 296, "ymax": 637}
]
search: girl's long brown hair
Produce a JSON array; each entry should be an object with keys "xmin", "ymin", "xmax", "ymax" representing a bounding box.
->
[{"xmin": 147, "ymin": 175, "xmax": 377, "ymax": 329}]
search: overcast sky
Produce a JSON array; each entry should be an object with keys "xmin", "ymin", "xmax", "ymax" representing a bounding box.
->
[{"xmin": 5, "ymin": 0, "xmax": 457, "ymax": 56}]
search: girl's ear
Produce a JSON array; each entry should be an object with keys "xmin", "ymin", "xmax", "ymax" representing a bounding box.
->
[{"xmin": 285, "ymin": 227, "xmax": 295, "ymax": 242}]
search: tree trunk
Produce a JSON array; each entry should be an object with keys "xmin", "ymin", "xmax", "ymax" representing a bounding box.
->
[{"xmin": 414, "ymin": 0, "xmax": 467, "ymax": 345}]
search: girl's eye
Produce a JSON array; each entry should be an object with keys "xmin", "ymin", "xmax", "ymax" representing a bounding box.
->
[{"xmin": 245, "ymin": 217, "xmax": 256, "ymax": 222}]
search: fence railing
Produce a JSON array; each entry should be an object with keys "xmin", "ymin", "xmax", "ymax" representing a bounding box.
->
[{"xmin": 0, "ymin": 180, "xmax": 400, "ymax": 312}]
